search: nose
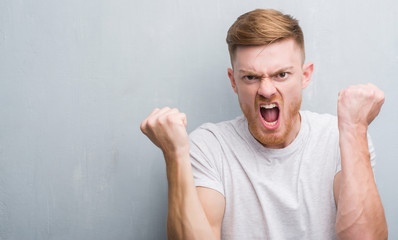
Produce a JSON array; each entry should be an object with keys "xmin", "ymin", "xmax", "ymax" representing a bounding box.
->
[{"xmin": 257, "ymin": 78, "xmax": 277, "ymax": 99}]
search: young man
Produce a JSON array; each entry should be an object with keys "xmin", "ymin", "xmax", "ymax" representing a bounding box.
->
[{"xmin": 140, "ymin": 9, "xmax": 388, "ymax": 240}]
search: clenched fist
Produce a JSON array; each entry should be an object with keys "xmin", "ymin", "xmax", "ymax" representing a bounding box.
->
[
  {"xmin": 337, "ymin": 83, "xmax": 385, "ymax": 130},
  {"xmin": 140, "ymin": 107, "xmax": 189, "ymax": 157}
]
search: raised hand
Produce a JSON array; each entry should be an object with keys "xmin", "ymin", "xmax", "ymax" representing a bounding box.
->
[
  {"xmin": 140, "ymin": 107, "xmax": 189, "ymax": 157},
  {"xmin": 337, "ymin": 83, "xmax": 385, "ymax": 130}
]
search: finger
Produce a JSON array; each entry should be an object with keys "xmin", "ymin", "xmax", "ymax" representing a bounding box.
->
[
  {"xmin": 175, "ymin": 112, "xmax": 187, "ymax": 127},
  {"xmin": 145, "ymin": 107, "xmax": 172, "ymax": 127},
  {"xmin": 169, "ymin": 108, "xmax": 179, "ymax": 114},
  {"xmin": 181, "ymin": 113, "xmax": 187, "ymax": 127},
  {"xmin": 370, "ymin": 84, "xmax": 384, "ymax": 99},
  {"xmin": 162, "ymin": 108, "xmax": 181, "ymax": 118},
  {"xmin": 366, "ymin": 83, "xmax": 377, "ymax": 89},
  {"xmin": 148, "ymin": 107, "xmax": 161, "ymax": 117},
  {"xmin": 140, "ymin": 108, "xmax": 160, "ymax": 133},
  {"xmin": 171, "ymin": 112, "xmax": 187, "ymax": 127},
  {"xmin": 377, "ymin": 90, "xmax": 385, "ymax": 105},
  {"xmin": 159, "ymin": 111, "xmax": 187, "ymax": 126},
  {"xmin": 150, "ymin": 107, "xmax": 171, "ymax": 119},
  {"xmin": 140, "ymin": 118, "xmax": 149, "ymax": 134},
  {"xmin": 157, "ymin": 108, "xmax": 181, "ymax": 122},
  {"xmin": 338, "ymin": 89, "xmax": 346, "ymax": 100},
  {"xmin": 364, "ymin": 84, "xmax": 384, "ymax": 104}
]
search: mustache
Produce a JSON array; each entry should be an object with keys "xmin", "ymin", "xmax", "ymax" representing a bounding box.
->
[{"xmin": 256, "ymin": 95, "xmax": 282, "ymax": 104}]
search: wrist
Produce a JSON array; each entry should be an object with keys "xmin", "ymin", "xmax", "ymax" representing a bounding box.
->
[
  {"xmin": 163, "ymin": 148, "xmax": 194, "ymax": 190},
  {"xmin": 163, "ymin": 147, "xmax": 191, "ymax": 178},
  {"xmin": 163, "ymin": 147, "xmax": 190, "ymax": 162},
  {"xmin": 338, "ymin": 121, "xmax": 368, "ymax": 136},
  {"xmin": 338, "ymin": 122, "xmax": 371, "ymax": 168}
]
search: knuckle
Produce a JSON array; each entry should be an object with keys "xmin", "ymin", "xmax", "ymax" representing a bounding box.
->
[
  {"xmin": 338, "ymin": 89, "xmax": 348, "ymax": 98},
  {"xmin": 150, "ymin": 108, "xmax": 160, "ymax": 115},
  {"xmin": 156, "ymin": 117, "xmax": 164, "ymax": 126},
  {"xmin": 379, "ymin": 92, "xmax": 385, "ymax": 102},
  {"xmin": 160, "ymin": 114, "xmax": 172, "ymax": 126},
  {"xmin": 367, "ymin": 83, "xmax": 376, "ymax": 88},
  {"xmin": 147, "ymin": 118, "xmax": 157, "ymax": 128},
  {"xmin": 166, "ymin": 115, "xmax": 174, "ymax": 124},
  {"xmin": 369, "ymin": 89, "xmax": 377, "ymax": 98},
  {"xmin": 377, "ymin": 88, "xmax": 385, "ymax": 96},
  {"xmin": 140, "ymin": 121, "xmax": 146, "ymax": 132}
]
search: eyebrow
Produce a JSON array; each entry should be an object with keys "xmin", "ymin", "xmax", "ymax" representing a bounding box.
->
[
  {"xmin": 239, "ymin": 66, "xmax": 294, "ymax": 76},
  {"xmin": 239, "ymin": 69, "xmax": 261, "ymax": 76}
]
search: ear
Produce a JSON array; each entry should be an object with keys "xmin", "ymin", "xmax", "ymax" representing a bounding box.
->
[
  {"xmin": 228, "ymin": 68, "xmax": 238, "ymax": 94},
  {"xmin": 301, "ymin": 62, "xmax": 314, "ymax": 89}
]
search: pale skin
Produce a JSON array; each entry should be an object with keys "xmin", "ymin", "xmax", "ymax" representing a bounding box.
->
[
  {"xmin": 140, "ymin": 107, "xmax": 224, "ymax": 239},
  {"xmin": 334, "ymin": 84, "xmax": 388, "ymax": 239},
  {"xmin": 140, "ymin": 39, "xmax": 387, "ymax": 239}
]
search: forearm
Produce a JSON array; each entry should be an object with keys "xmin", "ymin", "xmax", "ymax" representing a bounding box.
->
[
  {"xmin": 336, "ymin": 125, "xmax": 387, "ymax": 239},
  {"xmin": 164, "ymin": 151, "xmax": 217, "ymax": 240}
]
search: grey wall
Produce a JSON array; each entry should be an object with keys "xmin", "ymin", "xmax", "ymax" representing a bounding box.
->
[{"xmin": 1, "ymin": 0, "xmax": 397, "ymax": 239}]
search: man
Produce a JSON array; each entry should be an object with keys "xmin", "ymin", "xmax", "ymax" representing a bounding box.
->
[{"xmin": 140, "ymin": 9, "xmax": 388, "ymax": 239}]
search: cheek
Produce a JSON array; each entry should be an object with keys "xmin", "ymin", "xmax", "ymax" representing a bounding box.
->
[
  {"xmin": 285, "ymin": 80, "xmax": 303, "ymax": 97},
  {"xmin": 236, "ymin": 84, "xmax": 255, "ymax": 101},
  {"xmin": 240, "ymin": 91, "xmax": 257, "ymax": 109},
  {"xmin": 287, "ymin": 89, "xmax": 302, "ymax": 101},
  {"xmin": 281, "ymin": 85, "xmax": 303, "ymax": 109},
  {"xmin": 236, "ymin": 87, "xmax": 257, "ymax": 113}
]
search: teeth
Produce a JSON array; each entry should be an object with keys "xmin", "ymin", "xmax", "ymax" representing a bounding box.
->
[
  {"xmin": 265, "ymin": 120, "xmax": 277, "ymax": 126},
  {"xmin": 261, "ymin": 103, "xmax": 277, "ymax": 109}
]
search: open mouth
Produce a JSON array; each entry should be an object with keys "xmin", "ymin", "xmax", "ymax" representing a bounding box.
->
[{"xmin": 260, "ymin": 103, "xmax": 280, "ymax": 129}]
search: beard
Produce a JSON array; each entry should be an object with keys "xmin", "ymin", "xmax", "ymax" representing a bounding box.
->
[{"xmin": 242, "ymin": 95, "xmax": 302, "ymax": 148}]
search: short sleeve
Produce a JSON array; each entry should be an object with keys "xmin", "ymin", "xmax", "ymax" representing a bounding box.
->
[
  {"xmin": 368, "ymin": 133, "xmax": 377, "ymax": 175},
  {"xmin": 189, "ymin": 125, "xmax": 225, "ymax": 197}
]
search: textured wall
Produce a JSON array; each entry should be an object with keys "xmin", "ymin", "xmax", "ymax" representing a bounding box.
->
[{"xmin": 0, "ymin": 0, "xmax": 397, "ymax": 239}]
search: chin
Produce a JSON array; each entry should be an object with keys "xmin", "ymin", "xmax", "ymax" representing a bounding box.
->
[
  {"xmin": 248, "ymin": 105, "xmax": 300, "ymax": 148},
  {"xmin": 241, "ymin": 98, "xmax": 301, "ymax": 148},
  {"xmin": 247, "ymin": 118, "xmax": 289, "ymax": 148},
  {"xmin": 249, "ymin": 121, "xmax": 290, "ymax": 148}
]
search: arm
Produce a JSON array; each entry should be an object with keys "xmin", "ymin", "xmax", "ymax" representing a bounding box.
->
[
  {"xmin": 141, "ymin": 107, "xmax": 225, "ymax": 240},
  {"xmin": 197, "ymin": 187, "xmax": 225, "ymax": 237},
  {"xmin": 334, "ymin": 84, "xmax": 388, "ymax": 239}
]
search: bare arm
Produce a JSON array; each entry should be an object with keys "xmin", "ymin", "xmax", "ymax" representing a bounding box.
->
[
  {"xmin": 334, "ymin": 84, "xmax": 388, "ymax": 239},
  {"xmin": 197, "ymin": 187, "xmax": 225, "ymax": 237},
  {"xmin": 141, "ymin": 107, "xmax": 225, "ymax": 240}
]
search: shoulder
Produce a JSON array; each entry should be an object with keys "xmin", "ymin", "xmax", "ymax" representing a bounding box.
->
[
  {"xmin": 301, "ymin": 110, "xmax": 338, "ymax": 132},
  {"xmin": 300, "ymin": 110, "xmax": 340, "ymax": 147},
  {"xmin": 301, "ymin": 110, "xmax": 337, "ymax": 125},
  {"xmin": 189, "ymin": 116, "xmax": 245, "ymax": 142},
  {"xmin": 189, "ymin": 116, "xmax": 246, "ymax": 156}
]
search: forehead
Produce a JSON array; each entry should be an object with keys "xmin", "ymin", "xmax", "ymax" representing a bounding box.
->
[{"xmin": 233, "ymin": 39, "xmax": 303, "ymax": 72}]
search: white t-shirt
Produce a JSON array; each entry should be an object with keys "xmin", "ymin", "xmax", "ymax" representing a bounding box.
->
[{"xmin": 189, "ymin": 111, "xmax": 376, "ymax": 240}]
